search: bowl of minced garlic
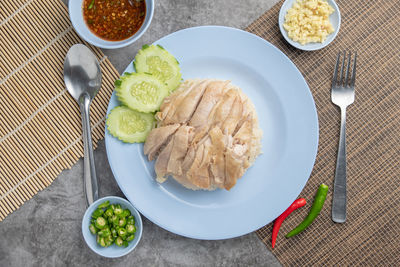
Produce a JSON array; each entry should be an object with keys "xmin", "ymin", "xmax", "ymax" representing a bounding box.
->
[{"xmin": 279, "ymin": 0, "xmax": 340, "ymax": 51}]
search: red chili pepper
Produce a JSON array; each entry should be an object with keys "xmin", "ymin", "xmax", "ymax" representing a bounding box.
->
[{"xmin": 272, "ymin": 198, "xmax": 306, "ymax": 248}]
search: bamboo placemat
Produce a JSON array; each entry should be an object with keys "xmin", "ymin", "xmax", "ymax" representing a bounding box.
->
[
  {"xmin": 247, "ymin": 0, "xmax": 400, "ymax": 265},
  {"xmin": 0, "ymin": 0, "xmax": 119, "ymax": 221}
]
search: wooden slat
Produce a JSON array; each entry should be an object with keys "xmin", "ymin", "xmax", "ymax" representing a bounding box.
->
[{"xmin": 0, "ymin": 0, "xmax": 120, "ymax": 221}]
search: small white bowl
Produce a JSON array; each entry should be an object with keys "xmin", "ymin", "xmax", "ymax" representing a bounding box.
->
[
  {"xmin": 279, "ymin": 0, "xmax": 341, "ymax": 51},
  {"xmin": 69, "ymin": 0, "xmax": 154, "ymax": 49},
  {"xmin": 82, "ymin": 196, "xmax": 143, "ymax": 258}
]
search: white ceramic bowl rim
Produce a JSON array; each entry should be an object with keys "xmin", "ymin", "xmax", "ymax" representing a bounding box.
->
[
  {"xmin": 82, "ymin": 196, "xmax": 143, "ymax": 258},
  {"xmin": 68, "ymin": 0, "xmax": 154, "ymax": 49},
  {"xmin": 279, "ymin": 0, "xmax": 341, "ymax": 51}
]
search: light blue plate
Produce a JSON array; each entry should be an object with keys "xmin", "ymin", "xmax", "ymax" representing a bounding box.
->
[{"xmin": 105, "ymin": 26, "xmax": 319, "ymax": 240}]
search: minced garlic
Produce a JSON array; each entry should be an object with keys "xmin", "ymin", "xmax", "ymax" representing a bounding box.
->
[{"xmin": 283, "ymin": 0, "xmax": 335, "ymax": 45}]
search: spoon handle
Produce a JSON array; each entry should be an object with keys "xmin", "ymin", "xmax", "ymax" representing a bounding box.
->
[{"xmin": 79, "ymin": 94, "xmax": 99, "ymax": 206}]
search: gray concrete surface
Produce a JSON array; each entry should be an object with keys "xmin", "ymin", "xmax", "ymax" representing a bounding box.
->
[{"xmin": 0, "ymin": 1, "xmax": 281, "ymax": 266}]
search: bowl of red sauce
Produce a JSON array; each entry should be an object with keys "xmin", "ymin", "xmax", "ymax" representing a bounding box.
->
[{"xmin": 69, "ymin": 0, "xmax": 154, "ymax": 49}]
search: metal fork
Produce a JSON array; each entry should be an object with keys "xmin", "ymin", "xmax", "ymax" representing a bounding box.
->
[{"xmin": 331, "ymin": 51, "xmax": 357, "ymax": 223}]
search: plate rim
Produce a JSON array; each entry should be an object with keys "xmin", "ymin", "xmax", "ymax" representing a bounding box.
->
[{"xmin": 105, "ymin": 25, "xmax": 319, "ymax": 240}]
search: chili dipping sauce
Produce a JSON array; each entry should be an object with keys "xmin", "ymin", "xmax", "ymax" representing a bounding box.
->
[{"xmin": 83, "ymin": 0, "xmax": 146, "ymax": 41}]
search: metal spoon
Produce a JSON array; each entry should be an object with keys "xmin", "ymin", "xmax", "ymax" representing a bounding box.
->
[{"xmin": 63, "ymin": 44, "xmax": 101, "ymax": 206}]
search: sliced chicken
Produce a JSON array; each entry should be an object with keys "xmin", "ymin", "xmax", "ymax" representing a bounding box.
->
[
  {"xmin": 167, "ymin": 80, "xmax": 210, "ymax": 125},
  {"xmin": 181, "ymin": 144, "xmax": 196, "ymax": 175},
  {"xmin": 233, "ymin": 116, "xmax": 254, "ymax": 169},
  {"xmin": 209, "ymin": 127, "xmax": 226, "ymax": 188},
  {"xmin": 186, "ymin": 138, "xmax": 212, "ymax": 189},
  {"xmin": 208, "ymin": 89, "xmax": 238, "ymax": 128},
  {"xmin": 234, "ymin": 115, "xmax": 253, "ymax": 145},
  {"xmin": 224, "ymin": 149, "xmax": 244, "ymax": 190},
  {"xmin": 167, "ymin": 126, "xmax": 194, "ymax": 175},
  {"xmin": 233, "ymin": 98, "xmax": 249, "ymax": 136},
  {"xmin": 144, "ymin": 123, "xmax": 180, "ymax": 161},
  {"xmin": 156, "ymin": 80, "xmax": 199, "ymax": 123},
  {"xmin": 145, "ymin": 79, "xmax": 262, "ymax": 191},
  {"xmin": 154, "ymin": 139, "xmax": 174, "ymax": 182},
  {"xmin": 189, "ymin": 80, "xmax": 229, "ymax": 128},
  {"xmin": 221, "ymin": 95, "xmax": 243, "ymax": 136}
]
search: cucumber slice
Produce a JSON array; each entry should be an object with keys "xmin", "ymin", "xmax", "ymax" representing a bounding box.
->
[
  {"xmin": 134, "ymin": 44, "xmax": 182, "ymax": 92},
  {"xmin": 106, "ymin": 106, "xmax": 155, "ymax": 143},
  {"xmin": 115, "ymin": 72, "xmax": 168, "ymax": 113}
]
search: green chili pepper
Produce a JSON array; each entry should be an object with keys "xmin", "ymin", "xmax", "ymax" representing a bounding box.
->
[
  {"xmin": 121, "ymin": 209, "xmax": 131, "ymax": 218},
  {"xmin": 92, "ymin": 208, "xmax": 104, "ymax": 219},
  {"xmin": 99, "ymin": 237, "xmax": 106, "ymax": 247},
  {"xmin": 98, "ymin": 200, "xmax": 110, "ymax": 209},
  {"xmin": 286, "ymin": 184, "xmax": 329, "ymax": 238},
  {"xmin": 98, "ymin": 227, "xmax": 111, "ymax": 238},
  {"xmin": 115, "ymin": 236, "xmax": 124, "ymax": 247},
  {"xmin": 95, "ymin": 217, "xmax": 107, "ymax": 229},
  {"xmin": 127, "ymin": 215, "xmax": 135, "ymax": 225},
  {"xmin": 111, "ymin": 227, "xmax": 118, "ymax": 238},
  {"xmin": 114, "ymin": 205, "xmax": 123, "ymax": 217},
  {"xmin": 111, "ymin": 215, "xmax": 119, "ymax": 225},
  {"xmin": 105, "ymin": 235, "xmax": 114, "ymax": 247},
  {"xmin": 118, "ymin": 228, "xmax": 127, "ymax": 239},
  {"xmin": 107, "ymin": 215, "xmax": 115, "ymax": 225},
  {"xmin": 126, "ymin": 224, "xmax": 136, "ymax": 234},
  {"xmin": 89, "ymin": 201, "xmax": 138, "ymax": 248},
  {"xmin": 118, "ymin": 217, "xmax": 127, "ymax": 227},
  {"xmin": 89, "ymin": 224, "xmax": 97, "ymax": 234},
  {"xmin": 88, "ymin": 0, "xmax": 95, "ymax": 9},
  {"xmin": 104, "ymin": 207, "xmax": 114, "ymax": 218},
  {"xmin": 126, "ymin": 234, "xmax": 135, "ymax": 242}
]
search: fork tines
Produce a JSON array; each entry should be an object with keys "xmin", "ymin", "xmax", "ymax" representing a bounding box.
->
[{"xmin": 332, "ymin": 51, "xmax": 357, "ymax": 88}]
